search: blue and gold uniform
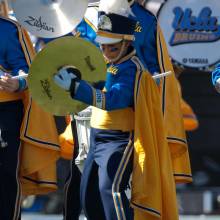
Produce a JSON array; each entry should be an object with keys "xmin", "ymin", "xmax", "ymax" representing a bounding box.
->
[
  {"xmin": 129, "ymin": 1, "xmax": 192, "ymax": 184},
  {"xmin": 54, "ymin": 3, "xmax": 179, "ymax": 218},
  {"xmin": 75, "ymin": 1, "xmax": 192, "ymax": 184},
  {"xmin": 74, "ymin": 5, "xmax": 99, "ymax": 47},
  {"xmin": 0, "ymin": 16, "xmax": 31, "ymax": 220},
  {"xmin": 74, "ymin": 50, "xmax": 137, "ymax": 220},
  {"xmin": 74, "ymin": 54, "xmax": 136, "ymax": 111},
  {"xmin": 131, "ymin": 1, "xmax": 159, "ymax": 73},
  {"xmin": 56, "ymin": 49, "xmax": 179, "ymax": 220},
  {"xmin": 0, "ymin": 17, "xmax": 60, "ymax": 220}
]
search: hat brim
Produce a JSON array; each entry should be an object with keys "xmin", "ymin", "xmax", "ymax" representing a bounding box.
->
[{"xmin": 95, "ymin": 35, "xmax": 122, "ymax": 45}]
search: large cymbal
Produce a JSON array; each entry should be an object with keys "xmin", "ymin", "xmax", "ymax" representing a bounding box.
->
[
  {"xmin": 12, "ymin": 0, "xmax": 88, "ymax": 38},
  {"xmin": 28, "ymin": 36, "xmax": 106, "ymax": 116}
]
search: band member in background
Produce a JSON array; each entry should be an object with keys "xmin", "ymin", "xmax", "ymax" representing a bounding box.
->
[
  {"xmin": 127, "ymin": 0, "xmax": 192, "ymax": 184},
  {"xmin": 0, "ymin": 16, "xmax": 60, "ymax": 220},
  {"xmin": 212, "ymin": 63, "xmax": 220, "ymax": 93},
  {"xmin": 54, "ymin": 0, "xmax": 179, "ymax": 219},
  {"xmin": 0, "ymin": 16, "xmax": 31, "ymax": 220},
  {"xmin": 173, "ymin": 64, "xmax": 199, "ymax": 131}
]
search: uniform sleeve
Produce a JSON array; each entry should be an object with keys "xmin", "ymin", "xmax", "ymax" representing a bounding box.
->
[
  {"xmin": 6, "ymin": 25, "xmax": 30, "ymax": 75},
  {"xmin": 73, "ymin": 69, "xmax": 136, "ymax": 111},
  {"xmin": 142, "ymin": 18, "xmax": 160, "ymax": 74}
]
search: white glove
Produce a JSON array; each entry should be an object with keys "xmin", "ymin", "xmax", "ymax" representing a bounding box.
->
[
  {"xmin": 54, "ymin": 67, "xmax": 80, "ymax": 93},
  {"xmin": 215, "ymin": 78, "xmax": 220, "ymax": 93}
]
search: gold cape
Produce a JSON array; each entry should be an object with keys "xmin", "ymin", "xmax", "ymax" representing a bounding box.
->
[
  {"xmin": 131, "ymin": 71, "xmax": 178, "ymax": 220},
  {"xmin": 1, "ymin": 19, "xmax": 61, "ymax": 195},
  {"xmin": 20, "ymin": 92, "xmax": 60, "ymax": 195},
  {"xmin": 157, "ymin": 25, "xmax": 192, "ymax": 183}
]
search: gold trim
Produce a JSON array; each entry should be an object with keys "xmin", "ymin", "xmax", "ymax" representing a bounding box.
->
[
  {"xmin": 1, "ymin": 17, "xmax": 35, "ymax": 66},
  {"xmin": 97, "ymin": 30, "xmax": 134, "ymax": 41},
  {"xmin": 84, "ymin": 17, "xmax": 97, "ymax": 32}
]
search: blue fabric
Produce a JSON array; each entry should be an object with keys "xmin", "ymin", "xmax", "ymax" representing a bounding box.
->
[
  {"xmin": 80, "ymin": 128, "xmax": 133, "ymax": 220},
  {"xmin": 76, "ymin": 19, "xmax": 98, "ymax": 47},
  {"xmin": 131, "ymin": 2, "xmax": 160, "ymax": 74},
  {"xmin": 0, "ymin": 18, "xmax": 29, "ymax": 75},
  {"xmin": 74, "ymin": 58, "xmax": 137, "ymax": 110},
  {"xmin": 0, "ymin": 100, "xmax": 24, "ymax": 220},
  {"xmin": 212, "ymin": 63, "xmax": 220, "ymax": 85}
]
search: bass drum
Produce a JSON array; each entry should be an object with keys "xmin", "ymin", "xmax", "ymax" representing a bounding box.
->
[{"xmin": 74, "ymin": 107, "xmax": 92, "ymax": 172}]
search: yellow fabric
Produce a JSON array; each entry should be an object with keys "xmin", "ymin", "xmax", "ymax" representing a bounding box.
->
[
  {"xmin": 90, "ymin": 107, "xmax": 134, "ymax": 131},
  {"xmin": 176, "ymin": 80, "xmax": 199, "ymax": 131},
  {"xmin": 11, "ymin": 25, "xmax": 61, "ymax": 196},
  {"xmin": 59, "ymin": 123, "xmax": 74, "ymax": 160},
  {"xmin": 181, "ymin": 98, "xmax": 198, "ymax": 131},
  {"xmin": 131, "ymin": 72, "xmax": 178, "ymax": 220},
  {"xmin": 0, "ymin": 91, "xmax": 23, "ymax": 102},
  {"xmin": 173, "ymin": 149, "xmax": 192, "ymax": 184},
  {"xmin": 20, "ymin": 91, "xmax": 60, "ymax": 195},
  {"xmin": 157, "ymin": 25, "xmax": 192, "ymax": 183}
]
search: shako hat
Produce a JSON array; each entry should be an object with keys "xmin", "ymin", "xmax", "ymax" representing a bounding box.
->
[{"xmin": 95, "ymin": 0, "xmax": 136, "ymax": 44}]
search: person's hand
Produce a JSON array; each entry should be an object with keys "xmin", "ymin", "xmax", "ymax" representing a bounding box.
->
[
  {"xmin": 0, "ymin": 73, "xmax": 19, "ymax": 92},
  {"xmin": 54, "ymin": 66, "xmax": 81, "ymax": 94}
]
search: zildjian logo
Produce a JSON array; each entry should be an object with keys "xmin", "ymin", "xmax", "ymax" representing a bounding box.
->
[{"xmin": 24, "ymin": 16, "xmax": 55, "ymax": 32}]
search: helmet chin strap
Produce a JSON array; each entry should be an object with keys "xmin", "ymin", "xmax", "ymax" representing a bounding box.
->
[{"xmin": 104, "ymin": 41, "xmax": 127, "ymax": 64}]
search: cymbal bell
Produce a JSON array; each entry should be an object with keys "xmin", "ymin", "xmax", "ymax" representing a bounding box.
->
[
  {"xmin": 28, "ymin": 36, "xmax": 106, "ymax": 116},
  {"xmin": 12, "ymin": 0, "xmax": 88, "ymax": 38}
]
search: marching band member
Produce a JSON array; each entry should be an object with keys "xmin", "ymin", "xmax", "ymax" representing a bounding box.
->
[
  {"xmin": 212, "ymin": 63, "xmax": 220, "ymax": 93},
  {"xmin": 76, "ymin": 0, "xmax": 192, "ymax": 184},
  {"xmin": 54, "ymin": 0, "xmax": 179, "ymax": 220},
  {"xmin": 0, "ymin": 15, "xmax": 31, "ymax": 220},
  {"xmin": 0, "ymin": 16, "xmax": 60, "ymax": 220}
]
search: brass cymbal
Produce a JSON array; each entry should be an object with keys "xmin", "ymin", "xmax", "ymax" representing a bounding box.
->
[
  {"xmin": 12, "ymin": 0, "xmax": 88, "ymax": 38},
  {"xmin": 28, "ymin": 36, "xmax": 106, "ymax": 116}
]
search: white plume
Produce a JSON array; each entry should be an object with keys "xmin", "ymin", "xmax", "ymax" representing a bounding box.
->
[{"xmin": 99, "ymin": 0, "xmax": 133, "ymax": 17}]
